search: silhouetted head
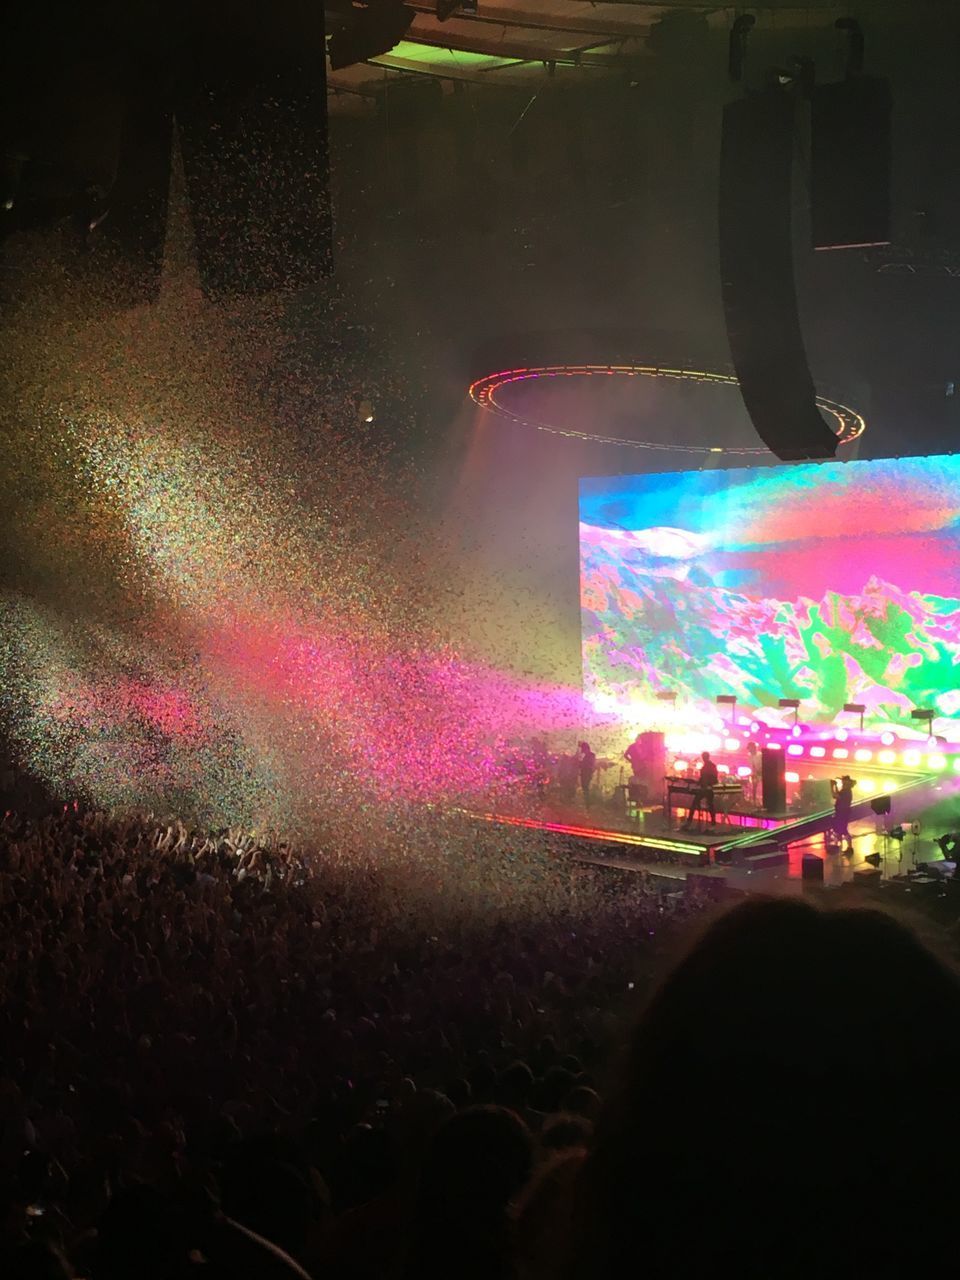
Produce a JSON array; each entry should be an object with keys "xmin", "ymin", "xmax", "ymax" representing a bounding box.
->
[
  {"xmin": 495, "ymin": 1061, "xmax": 534, "ymax": 1111},
  {"xmin": 541, "ymin": 1114, "xmax": 593, "ymax": 1154},
  {"xmin": 567, "ymin": 898, "xmax": 960, "ymax": 1279},
  {"xmin": 219, "ymin": 1153, "xmax": 315, "ymax": 1258},
  {"xmin": 94, "ymin": 1184, "xmax": 189, "ymax": 1280},
  {"xmin": 701, "ymin": 751, "xmax": 711, "ymax": 763},
  {"xmin": 417, "ymin": 1105, "xmax": 533, "ymax": 1219},
  {"xmin": 562, "ymin": 1086, "xmax": 601, "ymax": 1120}
]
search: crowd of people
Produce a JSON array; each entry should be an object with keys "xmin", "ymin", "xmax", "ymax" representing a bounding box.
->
[
  {"xmin": 3, "ymin": 803, "xmax": 960, "ymax": 1278},
  {"xmin": 0, "ymin": 803, "xmax": 691, "ymax": 1278}
]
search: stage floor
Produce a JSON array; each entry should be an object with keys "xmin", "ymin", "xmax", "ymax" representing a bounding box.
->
[{"xmin": 469, "ymin": 767, "xmax": 956, "ymax": 893}]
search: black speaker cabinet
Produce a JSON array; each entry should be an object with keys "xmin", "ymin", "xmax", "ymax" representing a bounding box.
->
[
  {"xmin": 761, "ymin": 747, "xmax": 786, "ymax": 814},
  {"xmin": 812, "ymin": 76, "xmax": 892, "ymax": 251},
  {"xmin": 719, "ymin": 89, "xmax": 838, "ymax": 461},
  {"xmin": 801, "ymin": 853, "xmax": 824, "ymax": 883}
]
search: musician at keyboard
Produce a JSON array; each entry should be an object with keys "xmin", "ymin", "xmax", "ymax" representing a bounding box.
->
[{"xmin": 682, "ymin": 751, "xmax": 720, "ymax": 829}]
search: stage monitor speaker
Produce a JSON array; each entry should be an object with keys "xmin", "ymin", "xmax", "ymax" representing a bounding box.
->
[
  {"xmin": 801, "ymin": 853, "xmax": 824, "ymax": 882},
  {"xmin": 811, "ymin": 76, "xmax": 891, "ymax": 250},
  {"xmin": 870, "ymin": 795, "xmax": 892, "ymax": 816},
  {"xmin": 853, "ymin": 866, "xmax": 882, "ymax": 886},
  {"xmin": 719, "ymin": 89, "xmax": 838, "ymax": 461},
  {"xmin": 761, "ymin": 747, "xmax": 786, "ymax": 814}
]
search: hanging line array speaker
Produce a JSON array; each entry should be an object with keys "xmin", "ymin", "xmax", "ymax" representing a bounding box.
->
[
  {"xmin": 811, "ymin": 75, "xmax": 892, "ymax": 251},
  {"xmin": 719, "ymin": 87, "xmax": 838, "ymax": 461}
]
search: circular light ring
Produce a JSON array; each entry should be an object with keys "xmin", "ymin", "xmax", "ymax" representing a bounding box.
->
[{"xmin": 468, "ymin": 364, "xmax": 866, "ymax": 456}]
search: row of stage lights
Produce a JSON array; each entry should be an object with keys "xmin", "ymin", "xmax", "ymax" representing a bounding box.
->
[
  {"xmin": 667, "ymin": 734, "xmax": 955, "ymax": 772},
  {"xmin": 668, "ymin": 731, "xmax": 957, "ymax": 798}
]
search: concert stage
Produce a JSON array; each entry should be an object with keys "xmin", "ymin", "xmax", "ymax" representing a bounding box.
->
[
  {"xmin": 472, "ymin": 760, "xmax": 950, "ymax": 895},
  {"xmin": 544, "ymin": 450, "xmax": 960, "ymax": 893}
]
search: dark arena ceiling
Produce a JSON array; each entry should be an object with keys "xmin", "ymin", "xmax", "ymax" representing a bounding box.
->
[{"xmin": 2, "ymin": 1, "xmax": 959, "ymax": 459}]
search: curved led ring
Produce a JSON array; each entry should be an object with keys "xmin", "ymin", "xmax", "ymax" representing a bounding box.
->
[{"xmin": 468, "ymin": 364, "xmax": 866, "ymax": 456}]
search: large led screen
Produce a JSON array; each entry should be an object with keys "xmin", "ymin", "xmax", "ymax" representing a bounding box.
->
[{"xmin": 580, "ymin": 455, "xmax": 960, "ymax": 735}]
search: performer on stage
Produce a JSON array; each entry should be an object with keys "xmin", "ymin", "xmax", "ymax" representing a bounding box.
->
[
  {"xmin": 557, "ymin": 751, "xmax": 578, "ymax": 803},
  {"xmin": 624, "ymin": 733, "xmax": 646, "ymax": 777},
  {"xmin": 578, "ymin": 741, "xmax": 597, "ymax": 808},
  {"xmin": 830, "ymin": 775, "xmax": 856, "ymax": 853},
  {"xmin": 747, "ymin": 740, "xmax": 762, "ymax": 807},
  {"xmin": 682, "ymin": 751, "xmax": 719, "ymax": 829}
]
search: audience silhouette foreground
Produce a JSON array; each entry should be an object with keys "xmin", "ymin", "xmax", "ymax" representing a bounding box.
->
[{"xmin": 567, "ymin": 897, "xmax": 960, "ymax": 1278}]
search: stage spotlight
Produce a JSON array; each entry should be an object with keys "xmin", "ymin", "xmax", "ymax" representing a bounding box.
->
[
  {"xmin": 880, "ymin": 731, "xmax": 895, "ymax": 746},
  {"xmin": 716, "ymin": 694, "xmax": 736, "ymax": 727},
  {"xmin": 844, "ymin": 701, "xmax": 866, "ymax": 731},
  {"xmin": 835, "ymin": 728, "xmax": 848, "ymax": 742}
]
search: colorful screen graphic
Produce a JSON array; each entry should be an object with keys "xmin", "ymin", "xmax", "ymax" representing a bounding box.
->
[{"xmin": 580, "ymin": 456, "xmax": 960, "ymax": 736}]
